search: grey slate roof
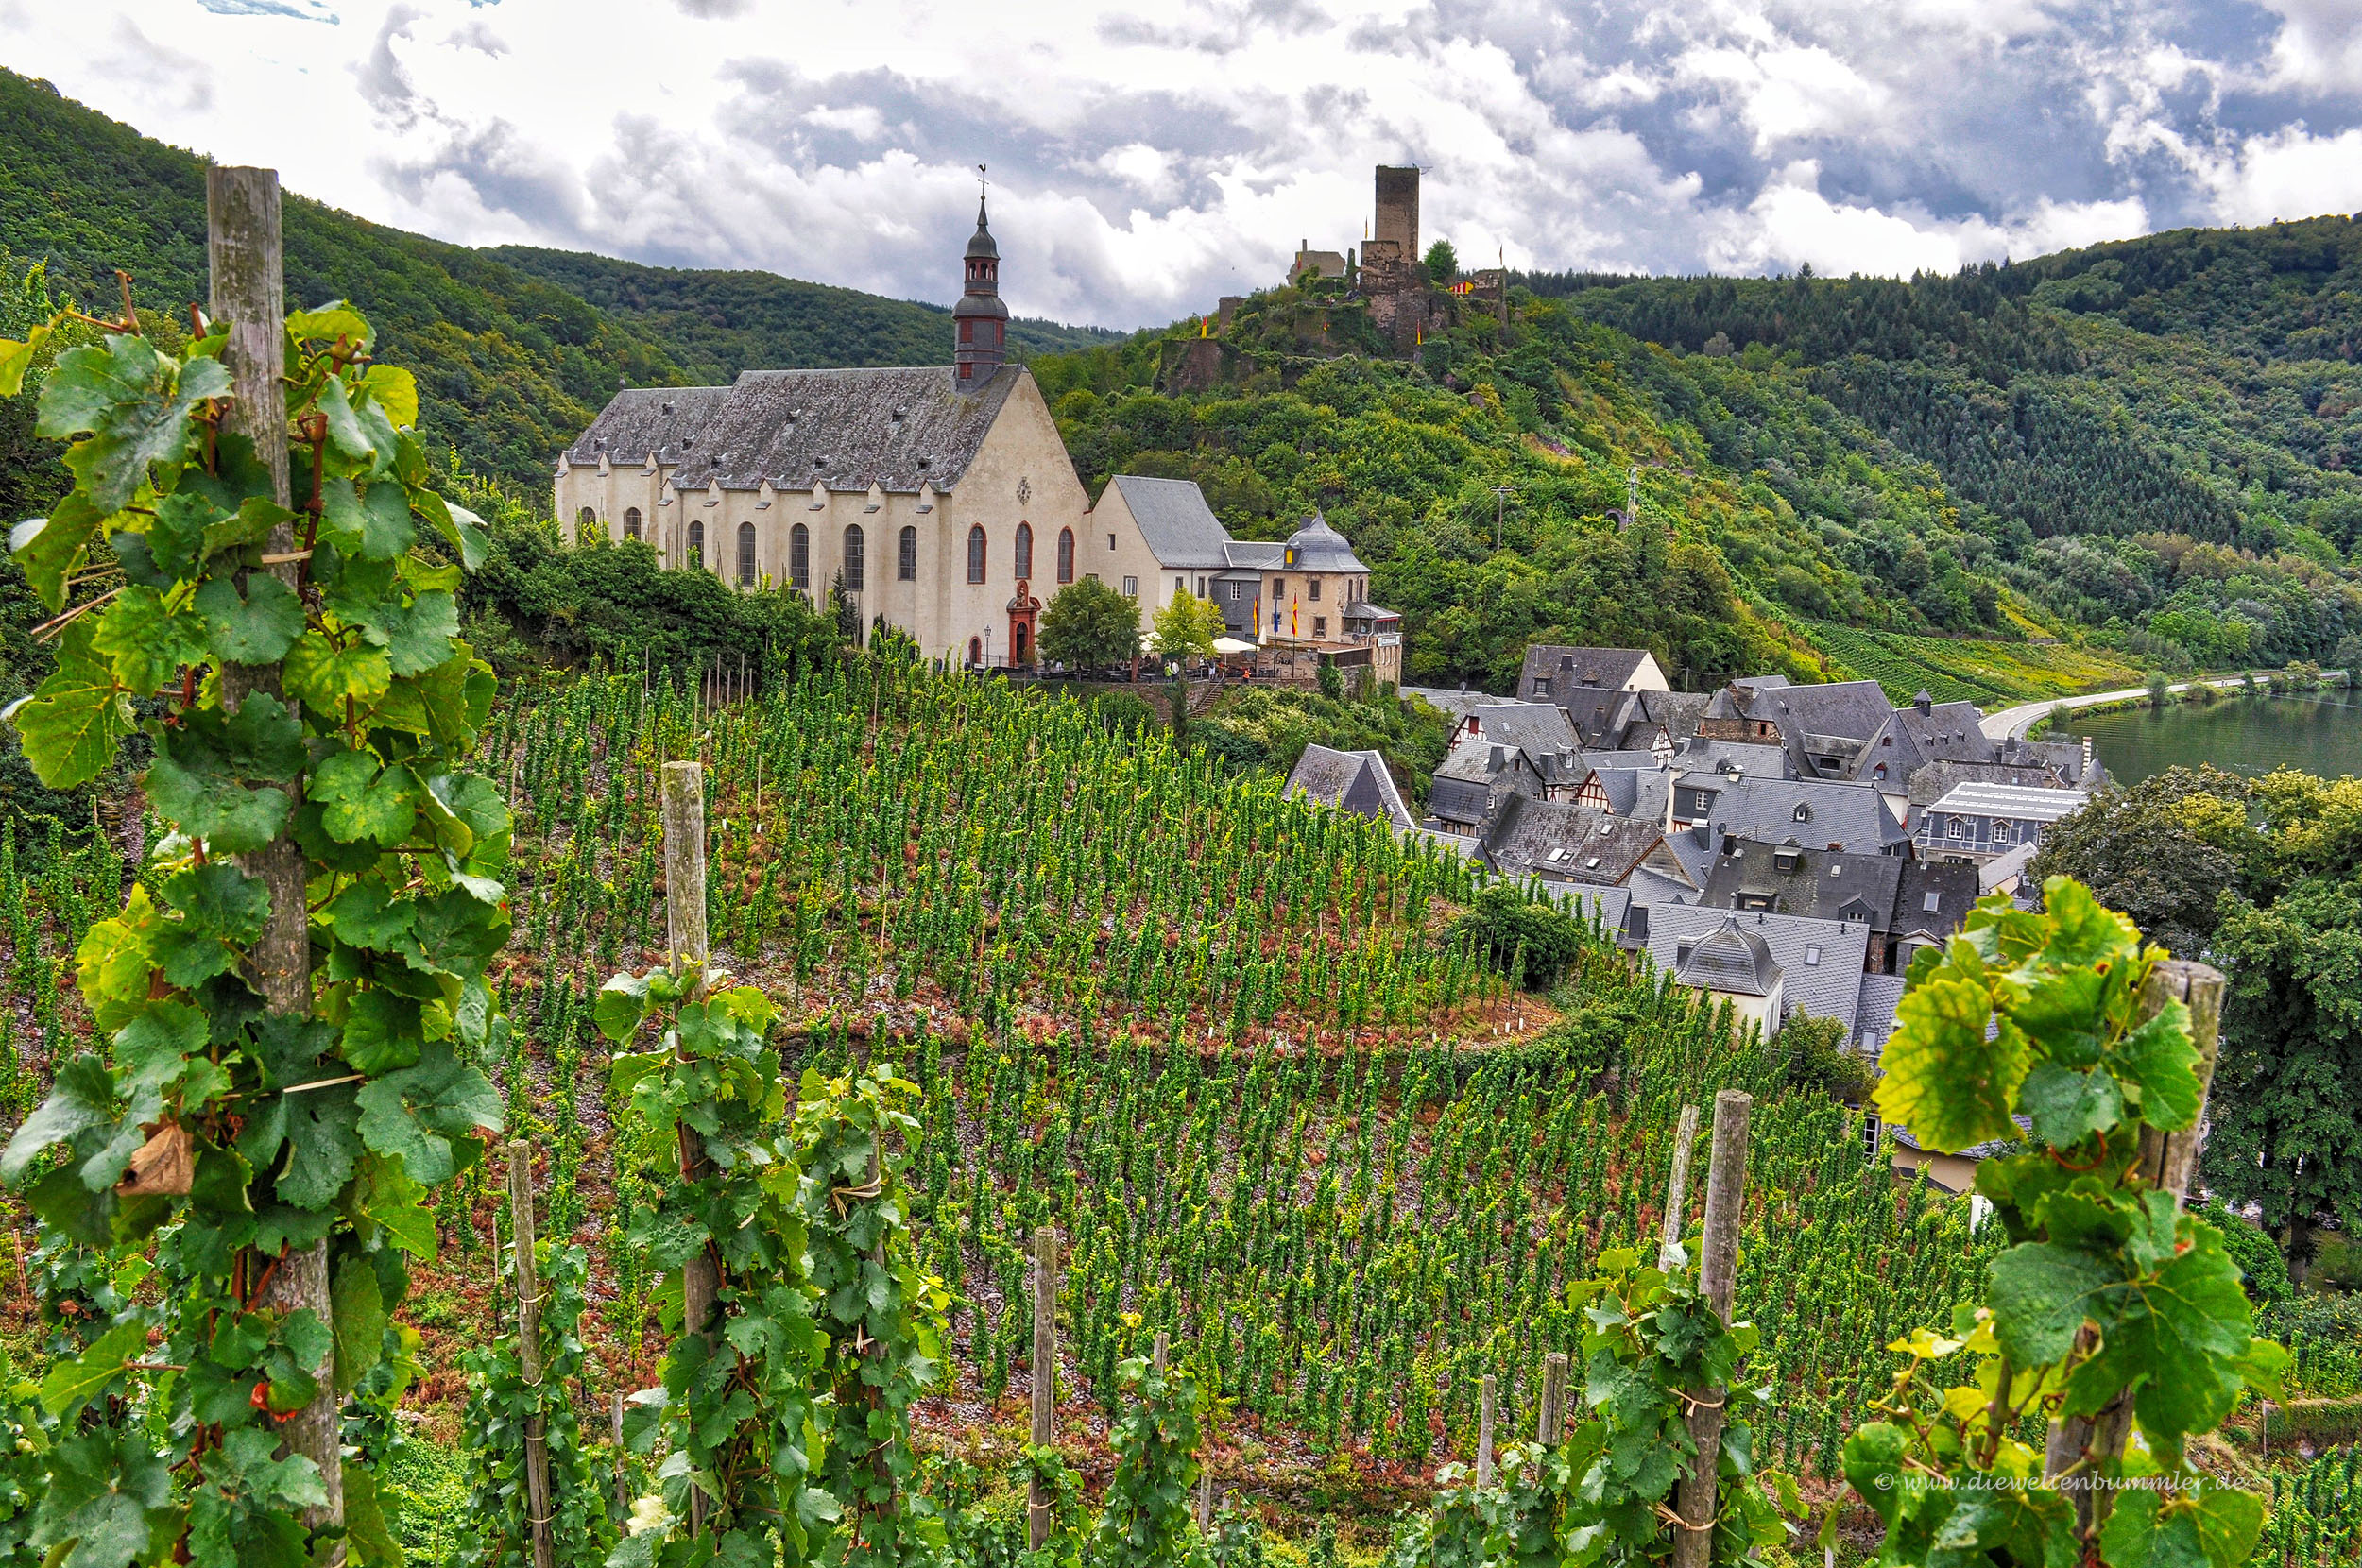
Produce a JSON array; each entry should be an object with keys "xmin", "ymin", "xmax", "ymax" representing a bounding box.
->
[
  {"xmin": 1286, "ymin": 744, "xmax": 1415, "ymax": 833},
  {"xmin": 1893, "ymin": 859, "xmax": 1982, "ymax": 938},
  {"xmin": 1855, "ymin": 975, "xmax": 1908, "ymax": 1060},
  {"xmin": 1699, "ymin": 840, "xmax": 1907, "ymax": 932},
  {"xmin": 1550, "ymin": 884, "xmax": 1634, "ymax": 935},
  {"xmin": 1925, "ymin": 782, "xmax": 2090, "ymax": 823},
  {"xmin": 1646, "ymin": 902, "xmax": 1874, "ymax": 1031},
  {"xmin": 1518, "ymin": 645, "xmax": 1654, "ymax": 694},
  {"xmin": 564, "ymin": 386, "xmax": 733, "ymax": 467},
  {"xmin": 1591, "ymin": 765, "xmax": 1672, "ymax": 824},
  {"xmin": 1109, "ymin": 476, "xmax": 1233, "ymax": 569},
  {"xmin": 1906, "ymin": 760, "xmax": 2069, "ymax": 809},
  {"xmin": 568, "ymin": 366, "xmax": 1025, "ymax": 494},
  {"xmin": 1465, "ymin": 703, "xmax": 1580, "ymax": 765},
  {"xmin": 1685, "ymin": 775, "xmax": 1908, "ymax": 856},
  {"xmin": 1283, "ymin": 513, "xmax": 1368, "ymax": 572},
  {"xmin": 1403, "ymin": 687, "xmax": 1509, "ymax": 721},
  {"xmin": 1676, "ymin": 918, "xmax": 1781, "ymax": 997},
  {"xmin": 1706, "ymin": 677, "xmax": 1894, "ymax": 741},
  {"xmin": 1677, "ymin": 739, "xmax": 1791, "ymax": 779},
  {"xmin": 1481, "ymin": 793, "xmax": 1667, "ymax": 886},
  {"xmin": 1222, "ymin": 539, "xmax": 1286, "ymax": 570}
]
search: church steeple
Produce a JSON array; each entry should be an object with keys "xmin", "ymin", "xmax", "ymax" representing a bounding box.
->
[{"xmin": 953, "ymin": 168, "xmax": 1008, "ymax": 394}]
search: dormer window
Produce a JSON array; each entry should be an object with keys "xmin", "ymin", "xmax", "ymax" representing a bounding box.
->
[{"xmin": 1793, "ymin": 803, "xmax": 1812, "ymax": 823}]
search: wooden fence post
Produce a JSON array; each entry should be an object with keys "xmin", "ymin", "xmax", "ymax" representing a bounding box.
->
[
  {"xmin": 2044, "ymin": 962, "xmax": 2224, "ymax": 1536},
  {"xmin": 508, "ymin": 1141, "xmax": 555, "ymax": 1568},
  {"xmin": 661, "ymin": 761, "xmax": 715, "ymax": 1535},
  {"xmin": 1029, "ymin": 1225, "xmax": 1059, "ymax": 1549},
  {"xmin": 612, "ymin": 1392, "xmax": 629, "ymax": 1515},
  {"xmin": 210, "ymin": 162, "xmax": 342, "ymax": 1543},
  {"xmin": 1659, "ymin": 1103, "xmax": 1700, "ymax": 1270},
  {"xmin": 1476, "ymin": 1373, "xmax": 1498, "ymax": 1486},
  {"xmin": 1672, "ymin": 1089, "xmax": 1752, "ymax": 1568},
  {"xmin": 1537, "ymin": 1353, "xmax": 1568, "ymax": 1448}
]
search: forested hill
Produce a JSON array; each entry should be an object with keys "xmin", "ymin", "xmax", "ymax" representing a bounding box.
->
[
  {"xmin": 0, "ymin": 69, "xmax": 1111, "ymax": 486},
  {"xmin": 485, "ymin": 247, "xmax": 1115, "ymax": 385},
  {"xmin": 1524, "ymin": 219, "xmax": 2362, "ymax": 560}
]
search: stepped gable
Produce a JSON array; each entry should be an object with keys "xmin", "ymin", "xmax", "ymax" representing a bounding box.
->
[
  {"xmin": 564, "ymin": 385, "xmax": 732, "ymax": 467},
  {"xmin": 1110, "ymin": 475, "xmax": 1233, "ymax": 569}
]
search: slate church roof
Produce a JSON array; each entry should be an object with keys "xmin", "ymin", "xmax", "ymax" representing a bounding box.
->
[
  {"xmin": 562, "ymin": 365, "xmax": 1025, "ymax": 494},
  {"xmin": 1110, "ymin": 475, "xmax": 1234, "ymax": 569}
]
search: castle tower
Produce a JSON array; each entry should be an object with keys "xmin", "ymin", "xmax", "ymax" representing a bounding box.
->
[
  {"xmin": 1375, "ymin": 166, "xmax": 1420, "ymax": 263},
  {"xmin": 952, "ymin": 194, "xmax": 1009, "ymax": 394}
]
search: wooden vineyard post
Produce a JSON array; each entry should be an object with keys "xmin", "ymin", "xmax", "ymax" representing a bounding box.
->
[
  {"xmin": 209, "ymin": 163, "xmax": 342, "ymax": 1540},
  {"xmin": 1537, "ymin": 1352, "xmax": 1568, "ymax": 1447},
  {"xmin": 1476, "ymin": 1373, "xmax": 1498, "ymax": 1486},
  {"xmin": 1151, "ymin": 1330, "xmax": 1169, "ymax": 1372},
  {"xmin": 1029, "ymin": 1225, "xmax": 1059, "ymax": 1550},
  {"xmin": 1672, "ymin": 1089, "xmax": 1752, "ymax": 1568},
  {"xmin": 1659, "ymin": 1102, "xmax": 1700, "ymax": 1270},
  {"xmin": 612, "ymin": 1393, "xmax": 629, "ymax": 1514},
  {"xmin": 508, "ymin": 1142, "xmax": 556, "ymax": 1568},
  {"xmin": 661, "ymin": 761, "xmax": 716, "ymax": 1534},
  {"xmin": 2044, "ymin": 962, "xmax": 2224, "ymax": 1536}
]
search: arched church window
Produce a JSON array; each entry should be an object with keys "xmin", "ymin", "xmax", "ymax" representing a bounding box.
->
[
  {"xmin": 1056, "ymin": 527, "xmax": 1074, "ymax": 584},
  {"xmin": 898, "ymin": 526, "xmax": 917, "ymax": 581},
  {"xmin": 1014, "ymin": 522, "xmax": 1033, "ymax": 580},
  {"xmin": 687, "ymin": 520, "xmax": 704, "ymax": 568},
  {"xmin": 577, "ymin": 506, "xmax": 596, "ymax": 537},
  {"xmin": 624, "ymin": 507, "xmax": 642, "ymax": 540},
  {"xmin": 843, "ymin": 524, "xmax": 865, "ymax": 592},
  {"xmin": 790, "ymin": 523, "xmax": 811, "ymax": 590},
  {"xmin": 737, "ymin": 522, "xmax": 757, "ymax": 588},
  {"xmin": 967, "ymin": 526, "xmax": 986, "ymax": 584}
]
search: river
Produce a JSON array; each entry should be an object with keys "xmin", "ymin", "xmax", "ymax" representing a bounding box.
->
[{"xmin": 2071, "ymin": 690, "xmax": 2362, "ymax": 789}]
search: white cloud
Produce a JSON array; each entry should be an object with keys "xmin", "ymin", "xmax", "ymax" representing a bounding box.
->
[{"xmin": 0, "ymin": 0, "xmax": 2353, "ymax": 329}]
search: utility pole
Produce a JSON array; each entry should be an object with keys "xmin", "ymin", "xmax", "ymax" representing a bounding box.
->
[
  {"xmin": 1493, "ymin": 484, "xmax": 1509, "ymax": 550},
  {"xmin": 1625, "ymin": 465, "xmax": 1639, "ymax": 530}
]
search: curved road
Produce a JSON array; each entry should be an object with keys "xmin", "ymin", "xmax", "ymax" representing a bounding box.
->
[{"xmin": 1980, "ymin": 670, "xmax": 2349, "ymax": 741}]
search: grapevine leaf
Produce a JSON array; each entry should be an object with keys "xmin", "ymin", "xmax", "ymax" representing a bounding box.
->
[
  {"xmin": 396, "ymin": 890, "xmax": 505, "ymax": 980},
  {"xmin": 341, "ymin": 989, "xmax": 422, "ymax": 1075},
  {"xmin": 331, "ymin": 1249, "xmax": 387, "ymax": 1394},
  {"xmin": 327, "ymin": 881, "xmax": 414, "ymax": 952},
  {"xmin": 310, "ymin": 750, "xmax": 416, "ymax": 847},
  {"xmin": 2097, "ymin": 1489, "xmax": 2204, "ymax": 1568},
  {"xmin": 413, "ymin": 487, "xmax": 488, "ymax": 571},
  {"xmin": 287, "ymin": 303, "xmax": 374, "ymax": 352},
  {"xmin": 1841, "ymin": 1423, "xmax": 1906, "ymax": 1528},
  {"xmin": 283, "ymin": 630, "xmax": 393, "ymax": 712},
  {"xmin": 2188, "ymin": 1482, "xmax": 2265, "ymax": 1568},
  {"xmin": 2078, "ymin": 1225, "xmax": 2252, "ymax": 1439},
  {"xmin": 5, "ymin": 618, "xmax": 133, "ymax": 789},
  {"xmin": 276, "ymin": 1081, "xmax": 365, "ymax": 1211},
  {"xmin": 2037, "ymin": 877, "xmax": 2144, "ymax": 969},
  {"xmin": 111, "ymin": 999, "xmax": 209, "ymax": 1099},
  {"xmin": 0, "ymin": 321, "xmax": 50, "ymax": 396},
  {"xmin": 1986, "ymin": 1241, "xmax": 2114, "ymax": 1366},
  {"xmin": 597, "ymin": 972, "xmax": 655, "ymax": 1042},
  {"xmin": 2018, "ymin": 1062, "xmax": 2122, "ymax": 1147},
  {"xmin": 39, "ymin": 335, "xmax": 229, "ymax": 513},
  {"xmin": 38, "ymin": 1319, "xmax": 148, "ymax": 1419},
  {"xmin": 1873, "ymin": 973, "xmax": 2022, "ymax": 1153},
  {"xmin": 356, "ymin": 1151, "xmax": 437, "ymax": 1260},
  {"xmin": 195, "ymin": 573, "xmax": 306, "ymax": 665},
  {"xmin": 161, "ymin": 861, "xmax": 271, "ymax": 944},
  {"xmin": 317, "ymin": 374, "xmax": 380, "ymax": 466},
  {"xmin": 1, "ymin": 1054, "xmax": 116, "ymax": 1183},
  {"xmin": 9, "ymin": 491, "xmax": 110, "ymax": 610},
  {"xmin": 146, "ymin": 694, "xmax": 303, "ymax": 853},
  {"xmin": 317, "ymin": 474, "xmax": 414, "ymax": 561},
  {"xmin": 354, "ymin": 1042, "xmax": 502, "ymax": 1185},
  {"xmin": 364, "ymin": 588, "xmax": 458, "ymax": 676},
  {"xmin": 343, "ymin": 1466, "xmax": 404, "ymax": 1568},
  {"xmin": 2112, "ymin": 1001, "xmax": 2201, "ymax": 1131},
  {"xmin": 27, "ymin": 1428, "xmax": 172, "ymax": 1568}
]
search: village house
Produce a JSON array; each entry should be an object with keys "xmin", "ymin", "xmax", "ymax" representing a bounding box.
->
[
  {"xmin": 1698, "ymin": 839, "xmax": 1980, "ymax": 974},
  {"xmin": 1645, "ymin": 904, "xmax": 1876, "ymax": 1039},
  {"xmin": 1515, "ymin": 645, "xmax": 1672, "ymax": 743},
  {"xmin": 1478, "ymin": 793, "xmax": 1697, "ymax": 893},
  {"xmin": 1913, "ymin": 781, "xmax": 2090, "ymax": 863},
  {"xmin": 1282, "ymin": 745, "xmax": 1416, "ymax": 834}
]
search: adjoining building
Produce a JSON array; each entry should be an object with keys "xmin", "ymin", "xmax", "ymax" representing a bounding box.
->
[
  {"xmin": 1913, "ymin": 782, "xmax": 2090, "ymax": 864},
  {"xmin": 1283, "ymin": 745, "xmax": 1415, "ymax": 834},
  {"xmin": 1644, "ymin": 903, "xmax": 1874, "ymax": 1039}
]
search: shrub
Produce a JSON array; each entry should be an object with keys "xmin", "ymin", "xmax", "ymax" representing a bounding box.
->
[{"xmin": 1449, "ymin": 883, "xmax": 1582, "ymax": 990}]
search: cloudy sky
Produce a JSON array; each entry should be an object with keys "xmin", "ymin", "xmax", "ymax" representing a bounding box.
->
[{"xmin": 5, "ymin": 0, "xmax": 2360, "ymax": 330}]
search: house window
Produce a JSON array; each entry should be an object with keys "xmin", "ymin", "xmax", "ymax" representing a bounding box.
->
[
  {"xmin": 959, "ymin": 320, "xmax": 973, "ymax": 343},
  {"xmin": 790, "ymin": 523, "xmax": 811, "ymax": 589},
  {"xmin": 1862, "ymin": 1115, "xmax": 1882, "ymax": 1158},
  {"xmin": 1676, "ymin": 945, "xmax": 1695, "ymax": 967},
  {"xmin": 1793, "ymin": 803, "xmax": 1811, "ymax": 822},
  {"xmin": 1993, "ymin": 821, "xmax": 2014, "ymax": 844},
  {"xmin": 1948, "ymin": 817, "xmax": 1967, "ymax": 839},
  {"xmin": 1313, "ymin": 616, "xmax": 1326, "ymax": 637},
  {"xmin": 1805, "ymin": 944, "xmax": 1822, "ymax": 966},
  {"xmin": 1272, "ymin": 578, "xmax": 1285, "ymax": 599},
  {"xmin": 1056, "ymin": 527, "xmax": 1073, "ymax": 583},
  {"xmin": 687, "ymin": 520, "xmax": 704, "ymax": 567},
  {"xmin": 1227, "ymin": 582, "xmax": 1242, "ymax": 602},
  {"xmin": 843, "ymin": 524, "xmax": 864, "ymax": 592},
  {"xmin": 624, "ymin": 506, "xmax": 642, "ymax": 540},
  {"xmin": 1121, "ymin": 576, "xmax": 1138, "ymax": 597},
  {"xmin": 898, "ymin": 525, "xmax": 917, "ymax": 581},
  {"xmin": 736, "ymin": 521, "xmax": 756, "ymax": 587},
  {"xmin": 1014, "ymin": 521, "xmax": 1033, "ymax": 579},
  {"xmin": 1309, "ymin": 577, "xmax": 1321, "ymax": 601},
  {"xmin": 967, "ymin": 526, "xmax": 986, "ymax": 584},
  {"xmin": 1532, "ymin": 678, "xmax": 1549, "ymax": 696},
  {"xmin": 1174, "ymin": 576, "xmax": 1186, "ymax": 599},
  {"xmin": 1108, "ymin": 533, "xmax": 1117, "ymax": 552}
]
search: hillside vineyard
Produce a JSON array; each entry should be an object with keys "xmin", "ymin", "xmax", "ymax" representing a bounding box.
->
[{"xmin": 419, "ymin": 664, "xmax": 1996, "ymax": 1482}]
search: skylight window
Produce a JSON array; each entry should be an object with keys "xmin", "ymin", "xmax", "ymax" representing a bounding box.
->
[
  {"xmin": 1584, "ymin": 856, "xmax": 1601, "ymax": 869},
  {"xmin": 1805, "ymin": 945, "xmax": 1823, "ymax": 966},
  {"xmin": 1924, "ymin": 891, "xmax": 1942, "ymax": 912}
]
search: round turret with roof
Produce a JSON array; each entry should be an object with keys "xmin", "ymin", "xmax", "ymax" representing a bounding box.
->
[{"xmin": 953, "ymin": 187, "xmax": 1009, "ymax": 393}]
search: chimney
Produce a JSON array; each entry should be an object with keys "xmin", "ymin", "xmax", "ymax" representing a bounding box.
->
[
  {"xmin": 1691, "ymin": 819, "xmax": 1711, "ymax": 849},
  {"xmin": 1490, "ymin": 745, "xmax": 1506, "ymax": 773},
  {"xmin": 1914, "ymin": 690, "xmax": 1932, "ymax": 715},
  {"xmin": 1718, "ymin": 824, "xmax": 1734, "ymax": 853}
]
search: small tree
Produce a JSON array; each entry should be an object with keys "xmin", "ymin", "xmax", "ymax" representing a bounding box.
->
[
  {"xmin": 1149, "ymin": 589, "xmax": 1221, "ymax": 662},
  {"xmin": 1041, "ymin": 577, "xmax": 1142, "ymax": 670},
  {"xmin": 1422, "ymin": 240, "xmax": 1458, "ymax": 283},
  {"xmin": 2145, "ymin": 671, "xmax": 2170, "ymax": 708},
  {"xmin": 1450, "ymin": 883, "xmax": 1582, "ymax": 991}
]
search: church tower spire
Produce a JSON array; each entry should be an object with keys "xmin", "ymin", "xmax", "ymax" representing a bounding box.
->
[{"xmin": 952, "ymin": 165, "xmax": 1009, "ymax": 394}]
